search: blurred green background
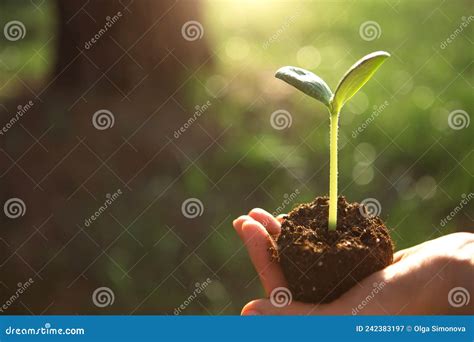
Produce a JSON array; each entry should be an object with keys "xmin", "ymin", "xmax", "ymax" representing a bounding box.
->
[{"xmin": 0, "ymin": 0, "xmax": 472, "ymax": 314}]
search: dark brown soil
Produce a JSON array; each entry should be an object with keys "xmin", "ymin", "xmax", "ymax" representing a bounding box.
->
[{"xmin": 274, "ymin": 196, "xmax": 394, "ymax": 303}]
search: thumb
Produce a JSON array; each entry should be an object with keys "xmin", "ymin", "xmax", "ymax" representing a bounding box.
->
[{"xmin": 241, "ymin": 298, "xmax": 347, "ymax": 315}]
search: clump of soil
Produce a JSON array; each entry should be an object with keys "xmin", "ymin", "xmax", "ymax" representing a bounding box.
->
[{"xmin": 274, "ymin": 196, "xmax": 394, "ymax": 303}]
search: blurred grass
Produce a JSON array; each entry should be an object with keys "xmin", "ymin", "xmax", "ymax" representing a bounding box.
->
[
  {"xmin": 200, "ymin": 0, "xmax": 473, "ymax": 249},
  {"xmin": 0, "ymin": 0, "xmax": 55, "ymax": 96}
]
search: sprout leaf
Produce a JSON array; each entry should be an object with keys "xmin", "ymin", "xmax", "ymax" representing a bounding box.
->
[
  {"xmin": 331, "ymin": 51, "xmax": 390, "ymax": 114},
  {"xmin": 275, "ymin": 66, "xmax": 333, "ymax": 107}
]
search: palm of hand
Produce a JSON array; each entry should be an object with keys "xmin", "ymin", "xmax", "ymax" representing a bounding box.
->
[{"xmin": 233, "ymin": 208, "xmax": 474, "ymax": 315}]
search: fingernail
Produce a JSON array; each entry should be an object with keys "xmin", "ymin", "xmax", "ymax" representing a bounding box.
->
[
  {"xmin": 242, "ymin": 310, "xmax": 260, "ymax": 316},
  {"xmin": 233, "ymin": 218, "xmax": 243, "ymax": 227}
]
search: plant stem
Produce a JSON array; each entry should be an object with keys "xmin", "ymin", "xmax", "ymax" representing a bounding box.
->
[{"xmin": 328, "ymin": 110, "xmax": 339, "ymax": 230}]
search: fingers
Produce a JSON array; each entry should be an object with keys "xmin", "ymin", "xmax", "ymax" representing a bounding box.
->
[
  {"xmin": 233, "ymin": 208, "xmax": 282, "ymax": 238},
  {"xmin": 248, "ymin": 208, "xmax": 281, "ymax": 236},
  {"xmin": 393, "ymin": 249, "xmax": 406, "ymax": 263},
  {"xmin": 233, "ymin": 215, "xmax": 251, "ymax": 239},
  {"xmin": 393, "ymin": 244, "xmax": 421, "ymax": 263},
  {"xmin": 276, "ymin": 214, "xmax": 286, "ymax": 223},
  {"xmin": 241, "ymin": 299, "xmax": 342, "ymax": 315},
  {"xmin": 239, "ymin": 219, "xmax": 288, "ymax": 295},
  {"xmin": 241, "ymin": 269, "xmax": 392, "ymax": 315},
  {"xmin": 233, "ymin": 213, "xmax": 287, "ymax": 295}
]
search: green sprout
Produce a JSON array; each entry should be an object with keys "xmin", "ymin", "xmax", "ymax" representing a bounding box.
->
[{"xmin": 275, "ymin": 51, "xmax": 390, "ymax": 230}]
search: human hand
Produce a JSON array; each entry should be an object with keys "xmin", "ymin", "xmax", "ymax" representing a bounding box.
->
[{"xmin": 233, "ymin": 208, "xmax": 474, "ymax": 315}]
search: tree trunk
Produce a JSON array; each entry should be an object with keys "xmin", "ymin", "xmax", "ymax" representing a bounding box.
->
[
  {"xmin": 53, "ymin": 0, "xmax": 211, "ymax": 95},
  {"xmin": 1, "ymin": 0, "xmax": 214, "ymax": 314}
]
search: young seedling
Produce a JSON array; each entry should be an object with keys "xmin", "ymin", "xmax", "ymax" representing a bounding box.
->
[{"xmin": 275, "ymin": 51, "xmax": 390, "ymax": 230}]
